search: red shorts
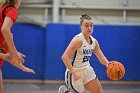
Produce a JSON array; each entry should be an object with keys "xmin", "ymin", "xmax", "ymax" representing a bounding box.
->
[
  {"xmin": 0, "ymin": 41, "xmax": 9, "ymax": 67},
  {"xmin": 0, "ymin": 59, "xmax": 4, "ymax": 67},
  {"xmin": 0, "ymin": 48, "xmax": 8, "ymax": 67}
]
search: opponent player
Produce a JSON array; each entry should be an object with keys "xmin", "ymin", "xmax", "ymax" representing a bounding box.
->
[
  {"xmin": 59, "ymin": 14, "xmax": 109, "ymax": 93},
  {"xmin": 0, "ymin": 0, "xmax": 35, "ymax": 93}
]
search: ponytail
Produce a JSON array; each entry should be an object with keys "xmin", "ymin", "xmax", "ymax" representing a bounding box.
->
[{"xmin": 80, "ymin": 14, "xmax": 92, "ymax": 25}]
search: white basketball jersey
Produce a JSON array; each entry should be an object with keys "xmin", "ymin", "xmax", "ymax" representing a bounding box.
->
[{"xmin": 70, "ymin": 33, "xmax": 96, "ymax": 68}]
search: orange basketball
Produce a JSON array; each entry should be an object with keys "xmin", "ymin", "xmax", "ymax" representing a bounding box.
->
[{"xmin": 106, "ymin": 61, "xmax": 125, "ymax": 80}]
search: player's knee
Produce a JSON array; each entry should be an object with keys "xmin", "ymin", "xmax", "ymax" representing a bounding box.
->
[{"xmin": 98, "ymin": 88, "xmax": 103, "ymax": 93}]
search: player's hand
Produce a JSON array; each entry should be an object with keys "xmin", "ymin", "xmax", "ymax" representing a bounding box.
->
[
  {"xmin": 106, "ymin": 63, "xmax": 109, "ymax": 68},
  {"xmin": 72, "ymin": 71, "xmax": 81, "ymax": 81},
  {"xmin": 106, "ymin": 62, "xmax": 110, "ymax": 68},
  {"xmin": 21, "ymin": 66, "xmax": 35, "ymax": 74},
  {"xmin": 7, "ymin": 60, "xmax": 35, "ymax": 74},
  {"xmin": 1, "ymin": 53, "xmax": 12, "ymax": 61},
  {"xmin": 12, "ymin": 52, "xmax": 26, "ymax": 63}
]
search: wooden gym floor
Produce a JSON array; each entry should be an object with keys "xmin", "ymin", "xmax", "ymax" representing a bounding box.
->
[{"xmin": 3, "ymin": 80, "xmax": 140, "ymax": 93}]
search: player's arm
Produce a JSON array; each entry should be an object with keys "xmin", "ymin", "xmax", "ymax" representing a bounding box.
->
[
  {"xmin": 0, "ymin": 53, "xmax": 4, "ymax": 59},
  {"xmin": 93, "ymin": 39, "xmax": 109, "ymax": 66},
  {"xmin": 1, "ymin": 17, "xmax": 18, "ymax": 56},
  {"xmin": 0, "ymin": 52, "xmax": 12, "ymax": 61},
  {"xmin": 61, "ymin": 36, "xmax": 82, "ymax": 74},
  {"xmin": 1, "ymin": 17, "xmax": 25, "ymax": 63}
]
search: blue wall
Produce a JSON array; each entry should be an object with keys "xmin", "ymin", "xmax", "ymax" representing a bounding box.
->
[
  {"xmin": 2, "ymin": 23, "xmax": 46, "ymax": 79},
  {"xmin": 2, "ymin": 23, "xmax": 140, "ymax": 81}
]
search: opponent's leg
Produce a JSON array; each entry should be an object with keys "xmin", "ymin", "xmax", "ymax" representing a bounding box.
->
[{"xmin": 0, "ymin": 69, "xmax": 3, "ymax": 93}]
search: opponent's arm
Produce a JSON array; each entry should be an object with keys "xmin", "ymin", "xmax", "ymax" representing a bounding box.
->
[
  {"xmin": 0, "ymin": 53, "xmax": 4, "ymax": 59},
  {"xmin": 0, "ymin": 52, "xmax": 12, "ymax": 61},
  {"xmin": 1, "ymin": 17, "xmax": 18, "ymax": 56},
  {"xmin": 93, "ymin": 40, "xmax": 109, "ymax": 66},
  {"xmin": 1, "ymin": 17, "xmax": 25, "ymax": 63}
]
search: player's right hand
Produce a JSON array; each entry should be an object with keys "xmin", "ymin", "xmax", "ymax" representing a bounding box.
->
[{"xmin": 72, "ymin": 71, "xmax": 81, "ymax": 81}]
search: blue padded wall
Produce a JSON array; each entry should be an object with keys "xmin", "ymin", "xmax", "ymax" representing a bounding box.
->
[
  {"xmin": 45, "ymin": 24, "xmax": 140, "ymax": 80},
  {"xmin": 2, "ymin": 23, "xmax": 45, "ymax": 79},
  {"xmin": 2, "ymin": 23, "xmax": 140, "ymax": 80}
]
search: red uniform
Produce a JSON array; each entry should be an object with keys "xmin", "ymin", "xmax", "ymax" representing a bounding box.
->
[{"xmin": 0, "ymin": 3, "xmax": 18, "ymax": 67}]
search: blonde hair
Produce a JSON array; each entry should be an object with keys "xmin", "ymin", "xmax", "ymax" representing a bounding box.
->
[{"xmin": 0, "ymin": 0, "xmax": 14, "ymax": 7}]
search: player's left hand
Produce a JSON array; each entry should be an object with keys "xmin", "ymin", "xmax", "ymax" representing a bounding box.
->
[{"xmin": 106, "ymin": 62, "xmax": 110, "ymax": 68}]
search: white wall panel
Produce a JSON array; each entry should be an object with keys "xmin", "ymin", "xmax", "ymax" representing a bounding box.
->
[
  {"xmin": 62, "ymin": 0, "xmax": 123, "ymax": 6},
  {"xmin": 20, "ymin": 0, "xmax": 140, "ymax": 25},
  {"xmin": 128, "ymin": 0, "xmax": 140, "ymax": 7}
]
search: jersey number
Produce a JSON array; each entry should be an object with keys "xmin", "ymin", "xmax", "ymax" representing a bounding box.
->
[
  {"xmin": 82, "ymin": 56, "xmax": 90, "ymax": 62},
  {"xmin": 0, "ymin": 48, "xmax": 5, "ymax": 53}
]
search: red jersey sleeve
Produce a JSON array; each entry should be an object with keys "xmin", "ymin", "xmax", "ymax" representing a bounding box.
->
[{"xmin": 5, "ymin": 7, "xmax": 18, "ymax": 23}]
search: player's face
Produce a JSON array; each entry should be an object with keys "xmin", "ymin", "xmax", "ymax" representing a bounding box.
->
[{"xmin": 81, "ymin": 19, "xmax": 94, "ymax": 35}]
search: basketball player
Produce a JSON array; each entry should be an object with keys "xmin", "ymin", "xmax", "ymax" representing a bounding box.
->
[
  {"xmin": 0, "ymin": 0, "xmax": 35, "ymax": 93},
  {"xmin": 58, "ymin": 14, "xmax": 109, "ymax": 93}
]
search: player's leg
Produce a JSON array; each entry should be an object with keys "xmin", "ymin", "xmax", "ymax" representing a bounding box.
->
[
  {"xmin": 58, "ymin": 85, "xmax": 71, "ymax": 93},
  {"xmin": 0, "ymin": 69, "xmax": 3, "ymax": 93},
  {"xmin": 58, "ymin": 70, "xmax": 72, "ymax": 93},
  {"xmin": 59, "ymin": 70, "xmax": 85, "ymax": 93},
  {"xmin": 84, "ymin": 78, "xmax": 103, "ymax": 93},
  {"xmin": 83, "ymin": 66, "xmax": 103, "ymax": 93},
  {"xmin": 65, "ymin": 71, "xmax": 85, "ymax": 93}
]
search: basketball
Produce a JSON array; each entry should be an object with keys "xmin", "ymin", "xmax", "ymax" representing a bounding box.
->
[{"xmin": 106, "ymin": 61, "xmax": 125, "ymax": 80}]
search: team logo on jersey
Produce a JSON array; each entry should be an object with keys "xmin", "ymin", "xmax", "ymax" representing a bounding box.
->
[{"xmin": 83, "ymin": 49, "xmax": 93, "ymax": 54}]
